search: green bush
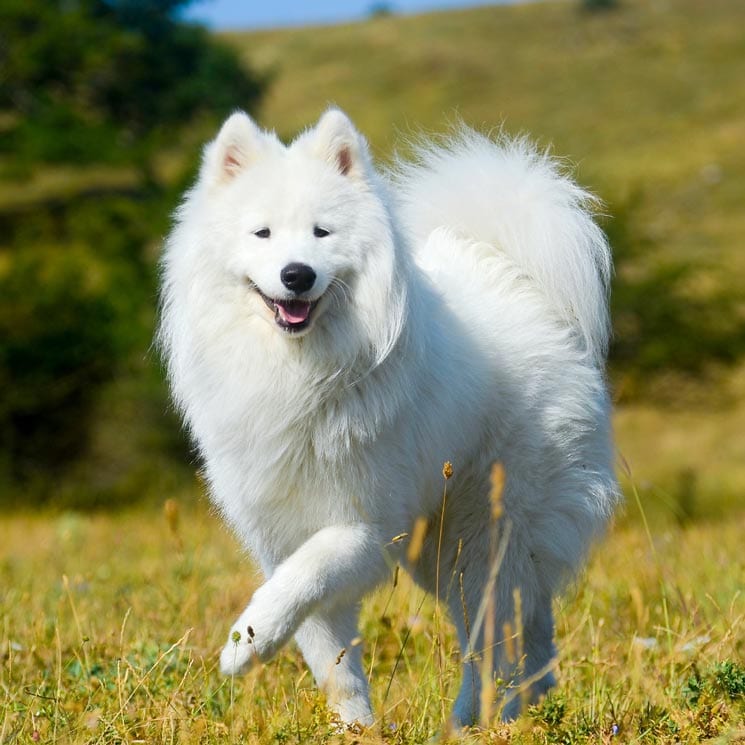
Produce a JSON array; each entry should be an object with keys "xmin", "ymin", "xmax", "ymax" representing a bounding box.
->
[
  {"xmin": 606, "ymin": 194, "xmax": 745, "ymax": 397},
  {"xmin": 0, "ymin": 197, "xmax": 150, "ymax": 490},
  {"xmin": 0, "ymin": 0, "xmax": 264, "ymax": 171},
  {"xmin": 0, "ymin": 0, "xmax": 265, "ymax": 504}
]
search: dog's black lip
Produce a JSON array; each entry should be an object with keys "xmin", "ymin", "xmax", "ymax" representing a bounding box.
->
[{"xmin": 248, "ymin": 281, "xmax": 320, "ymax": 333}]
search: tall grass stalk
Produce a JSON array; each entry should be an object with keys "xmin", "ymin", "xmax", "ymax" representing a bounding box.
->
[{"xmin": 626, "ymin": 458, "xmax": 677, "ymax": 693}]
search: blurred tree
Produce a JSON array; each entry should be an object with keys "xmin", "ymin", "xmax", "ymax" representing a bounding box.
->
[
  {"xmin": 0, "ymin": 0, "xmax": 265, "ymax": 504},
  {"xmin": 606, "ymin": 194, "xmax": 745, "ymax": 399},
  {"xmin": 0, "ymin": 0, "xmax": 263, "ymax": 175},
  {"xmin": 580, "ymin": 0, "xmax": 619, "ymax": 11},
  {"xmin": 368, "ymin": 2, "xmax": 394, "ymax": 19}
]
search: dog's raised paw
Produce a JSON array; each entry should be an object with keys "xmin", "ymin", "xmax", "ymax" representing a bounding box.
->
[{"xmin": 219, "ymin": 626, "xmax": 257, "ymax": 675}]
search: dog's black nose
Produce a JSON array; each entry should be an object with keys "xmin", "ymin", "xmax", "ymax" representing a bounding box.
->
[{"xmin": 280, "ymin": 262, "xmax": 316, "ymax": 294}]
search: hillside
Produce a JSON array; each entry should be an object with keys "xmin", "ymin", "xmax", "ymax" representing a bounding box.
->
[{"xmin": 223, "ymin": 0, "xmax": 745, "ymax": 515}]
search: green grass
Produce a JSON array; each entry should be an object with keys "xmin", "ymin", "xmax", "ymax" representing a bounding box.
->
[{"xmin": 1, "ymin": 493, "xmax": 743, "ymax": 743}]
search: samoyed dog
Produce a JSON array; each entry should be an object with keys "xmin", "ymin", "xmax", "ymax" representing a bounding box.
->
[{"xmin": 158, "ymin": 108, "xmax": 618, "ymax": 727}]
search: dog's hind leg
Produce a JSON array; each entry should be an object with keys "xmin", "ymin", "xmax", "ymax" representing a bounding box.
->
[
  {"xmin": 448, "ymin": 549, "xmax": 557, "ymax": 727},
  {"xmin": 498, "ymin": 588, "xmax": 557, "ymax": 721},
  {"xmin": 295, "ymin": 603, "xmax": 374, "ymax": 727}
]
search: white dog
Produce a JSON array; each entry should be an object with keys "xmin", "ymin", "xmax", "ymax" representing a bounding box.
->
[{"xmin": 158, "ymin": 108, "xmax": 618, "ymax": 727}]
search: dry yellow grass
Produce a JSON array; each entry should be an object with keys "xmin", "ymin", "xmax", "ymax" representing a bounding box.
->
[
  {"xmin": 614, "ymin": 360, "xmax": 745, "ymax": 522},
  {"xmin": 1, "ymin": 493, "xmax": 743, "ymax": 743}
]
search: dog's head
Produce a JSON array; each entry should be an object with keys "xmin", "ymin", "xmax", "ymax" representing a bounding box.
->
[{"xmin": 182, "ymin": 108, "xmax": 407, "ymax": 367}]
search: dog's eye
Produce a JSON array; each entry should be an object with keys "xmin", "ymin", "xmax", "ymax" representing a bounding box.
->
[
  {"xmin": 254, "ymin": 228, "xmax": 271, "ymax": 239},
  {"xmin": 313, "ymin": 226, "xmax": 330, "ymax": 238}
]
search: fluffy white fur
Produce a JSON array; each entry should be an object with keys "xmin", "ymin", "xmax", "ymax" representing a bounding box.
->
[{"xmin": 158, "ymin": 108, "xmax": 618, "ymax": 727}]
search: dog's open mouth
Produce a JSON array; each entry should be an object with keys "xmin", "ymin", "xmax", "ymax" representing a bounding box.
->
[{"xmin": 253, "ymin": 286, "xmax": 320, "ymax": 333}]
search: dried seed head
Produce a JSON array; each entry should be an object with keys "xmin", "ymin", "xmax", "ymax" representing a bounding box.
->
[
  {"xmin": 247, "ymin": 625, "xmax": 255, "ymax": 641},
  {"xmin": 406, "ymin": 516, "xmax": 429, "ymax": 565},
  {"xmin": 164, "ymin": 498, "xmax": 179, "ymax": 528},
  {"xmin": 442, "ymin": 461, "xmax": 453, "ymax": 480},
  {"xmin": 335, "ymin": 648, "xmax": 346, "ymax": 665},
  {"xmin": 503, "ymin": 621, "xmax": 515, "ymax": 664},
  {"xmin": 490, "ymin": 462, "xmax": 505, "ymax": 521}
]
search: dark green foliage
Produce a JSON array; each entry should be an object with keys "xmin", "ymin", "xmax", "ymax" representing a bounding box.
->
[
  {"xmin": 606, "ymin": 194, "xmax": 745, "ymax": 396},
  {"xmin": 686, "ymin": 660, "xmax": 745, "ymax": 705},
  {"xmin": 0, "ymin": 243, "xmax": 118, "ymax": 479},
  {"xmin": 580, "ymin": 0, "xmax": 620, "ymax": 11},
  {"xmin": 0, "ymin": 194, "xmax": 159, "ymax": 494},
  {"xmin": 368, "ymin": 2, "xmax": 394, "ymax": 18},
  {"xmin": 535, "ymin": 694, "xmax": 567, "ymax": 727},
  {"xmin": 713, "ymin": 660, "xmax": 745, "ymax": 699},
  {"xmin": 0, "ymin": 0, "xmax": 263, "ymax": 170},
  {"xmin": 0, "ymin": 0, "xmax": 264, "ymax": 504}
]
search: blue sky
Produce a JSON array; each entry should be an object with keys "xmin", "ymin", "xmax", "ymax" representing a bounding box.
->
[{"xmin": 184, "ymin": 0, "xmax": 519, "ymax": 30}]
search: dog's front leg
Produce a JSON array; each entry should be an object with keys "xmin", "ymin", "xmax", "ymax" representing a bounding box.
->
[
  {"xmin": 295, "ymin": 604, "xmax": 374, "ymax": 726},
  {"xmin": 219, "ymin": 523, "xmax": 388, "ymax": 676}
]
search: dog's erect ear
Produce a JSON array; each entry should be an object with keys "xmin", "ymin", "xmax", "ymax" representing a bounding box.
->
[
  {"xmin": 202, "ymin": 111, "xmax": 266, "ymax": 185},
  {"xmin": 311, "ymin": 108, "xmax": 370, "ymax": 179}
]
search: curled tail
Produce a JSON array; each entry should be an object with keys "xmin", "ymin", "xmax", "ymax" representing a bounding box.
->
[{"xmin": 393, "ymin": 128, "xmax": 612, "ymax": 364}]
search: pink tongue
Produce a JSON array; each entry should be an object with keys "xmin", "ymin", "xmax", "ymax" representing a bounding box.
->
[{"xmin": 276, "ymin": 300, "xmax": 311, "ymax": 324}]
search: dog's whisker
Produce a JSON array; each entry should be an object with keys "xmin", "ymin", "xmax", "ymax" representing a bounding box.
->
[{"xmin": 328, "ymin": 277, "xmax": 352, "ymax": 308}]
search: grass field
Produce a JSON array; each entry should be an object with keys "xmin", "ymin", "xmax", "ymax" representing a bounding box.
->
[{"xmin": 1, "ymin": 491, "xmax": 743, "ymax": 743}]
